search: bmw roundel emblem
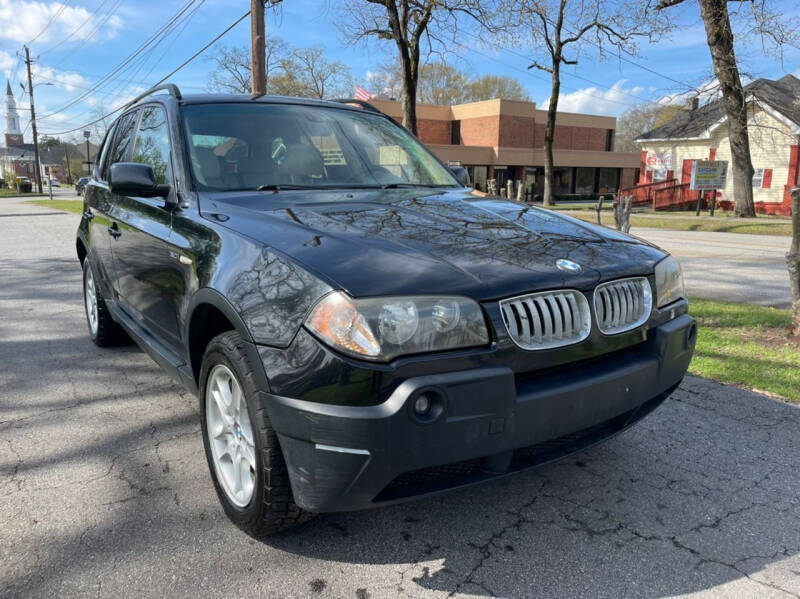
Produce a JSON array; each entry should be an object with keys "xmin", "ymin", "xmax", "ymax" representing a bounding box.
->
[{"xmin": 556, "ymin": 258, "xmax": 582, "ymax": 274}]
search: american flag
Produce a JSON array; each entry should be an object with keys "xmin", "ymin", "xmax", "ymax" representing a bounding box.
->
[{"xmin": 354, "ymin": 86, "xmax": 372, "ymax": 101}]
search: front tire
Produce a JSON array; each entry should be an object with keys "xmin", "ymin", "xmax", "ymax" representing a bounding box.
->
[
  {"xmin": 199, "ymin": 331, "xmax": 313, "ymax": 537},
  {"xmin": 82, "ymin": 259, "xmax": 129, "ymax": 346}
]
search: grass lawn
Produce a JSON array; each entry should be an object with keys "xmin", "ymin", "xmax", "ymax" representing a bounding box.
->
[
  {"xmin": 556, "ymin": 209, "xmax": 792, "ymax": 236},
  {"xmin": 1, "ymin": 189, "xmax": 47, "ymax": 198},
  {"xmin": 27, "ymin": 199, "xmax": 84, "ymax": 215},
  {"xmin": 688, "ymin": 297, "xmax": 800, "ymax": 402}
]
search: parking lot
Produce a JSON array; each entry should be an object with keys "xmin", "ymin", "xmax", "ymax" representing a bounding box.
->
[{"xmin": 2, "ymin": 197, "xmax": 799, "ymax": 598}]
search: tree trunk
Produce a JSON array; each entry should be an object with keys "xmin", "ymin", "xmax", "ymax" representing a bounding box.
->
[
  {"xmin": 788, "ymin": 187, "xmax": 800, "ymax": 337},
  {"xmin": 543, "ymin": 64, "xmax": 560, "ymax": 207},
  {"xmin": 698, "ymin": 0, "xmax": 755, "ymax": 217},
  {"xmin": 399, "ymin": 49, "xmax": 418, "ymax": 135}
]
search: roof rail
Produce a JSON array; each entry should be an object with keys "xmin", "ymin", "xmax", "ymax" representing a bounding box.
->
[
  {"xmin": 123, "ymin": 83, "xmax": 182, "ymax": 110},
  {"xmin": 329, "ymin": 98, "xmax": 384, "ymax": 115}
]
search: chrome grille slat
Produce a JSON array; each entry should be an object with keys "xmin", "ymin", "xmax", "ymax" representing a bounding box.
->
[
  {"xmin": 593, "ymin": 277, "xmax": 652, "ymax": 335},
  {"xmin": 500, "ymin": 289, "xmax": 591, "ymax": 350}
]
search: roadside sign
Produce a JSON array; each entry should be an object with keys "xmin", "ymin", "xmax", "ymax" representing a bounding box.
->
[
  {"xmin": 83, "ymin": 130, "xmax": 90, "ymax": 138},
  {"xmin": 690, "ymin": 160, "xmax": 728, "ymax": 190}
]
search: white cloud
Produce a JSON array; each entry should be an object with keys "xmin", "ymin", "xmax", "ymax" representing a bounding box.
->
[
  {"xmin": 0, "ymin": 0, "xmax": 122, "ymax": 44},
  {"xmin": 543, "ymin": 80, "xmax": 644, "ymax": 116},
  {"xmin": 657, "ymin": 77, "xmax": 720, "ymax": 106},
  {"xmin": 31, "ymin": 63, "xmax": 86, "ymax": 92},
  {"xmin": 0, "ymin": 50, "xmax": 16, "ymax": 78}
]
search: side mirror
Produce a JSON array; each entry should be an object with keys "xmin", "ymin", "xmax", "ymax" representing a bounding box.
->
[
  {"xmin": 109, "ymin": 162, "xmax": 171, "ymax": 199},
  {"xmin": 449, "ymin": 165, "xmax": 471, "ymax": 188}
]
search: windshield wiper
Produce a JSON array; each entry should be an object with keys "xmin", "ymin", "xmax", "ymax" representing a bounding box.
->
[
  {"xmin": 379, "ymin": 183, "xmax": 436, "ymax": 189},
  {"xmin": 256, "ymin": 184, "xmax": 319, "ymax": 191}
]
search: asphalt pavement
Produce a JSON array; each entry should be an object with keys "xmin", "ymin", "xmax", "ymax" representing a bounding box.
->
[
  {"xmin": 630, "ymin": 227, "xmax": 792, "ymax": 308},
  {"xmin": 2, "ymin": 196, "xmax": 800, "ymax": 598}
]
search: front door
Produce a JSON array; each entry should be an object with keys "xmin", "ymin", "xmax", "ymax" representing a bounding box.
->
[
  {"xmin": 110, "ymin": 104, "xmax": 184, "ymax": 355},
  {"xmin": 85, "ymin": 113, "xmax": 137, "ymax": 299}
]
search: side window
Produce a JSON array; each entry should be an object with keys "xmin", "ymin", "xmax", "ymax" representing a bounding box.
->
[
  {"xmin": 131, "ymin": 106, "xmax": 172, "ymax": 184},
  {"xmin": 103, "ymin": 111, "xmax": 138, "ymax": 180},
  {"xmin": 96, "ymin": 123, "xmax": 116, "ymax": 182}
]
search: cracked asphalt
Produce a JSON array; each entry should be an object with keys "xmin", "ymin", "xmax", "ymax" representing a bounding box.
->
[{"xmin": 2, "ymin": 196, "xmax": 800, "ymax": 599}]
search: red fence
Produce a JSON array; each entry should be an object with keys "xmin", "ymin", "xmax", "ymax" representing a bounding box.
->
[{"xmin": 619, "ymin": 180, "xmax": 703, "ymax": 211}]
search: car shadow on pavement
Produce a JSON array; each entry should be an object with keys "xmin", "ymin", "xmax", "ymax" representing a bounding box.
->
[{"xmin": 264, "ymin": 377, "xmax": 800, "ymax": 598}]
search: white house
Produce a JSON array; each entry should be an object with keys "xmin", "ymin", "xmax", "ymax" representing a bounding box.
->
[{"xmin": 636, "ymin": 74, "xmax": 800, "ymax": 215}]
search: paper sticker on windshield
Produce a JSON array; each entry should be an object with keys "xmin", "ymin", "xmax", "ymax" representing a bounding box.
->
[{"xmin": 379, "ymin": 145, "xmax": 408, "ymax": 166}]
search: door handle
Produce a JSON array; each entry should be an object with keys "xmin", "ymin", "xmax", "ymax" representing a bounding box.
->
[{"xmin": 107, "ymin": 225, "xmax": 121, "ymax": 239}]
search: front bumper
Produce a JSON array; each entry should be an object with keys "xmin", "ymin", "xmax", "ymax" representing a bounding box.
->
[{"xmin": 263, "ymin": 313, "xmax": 696, "ymax": 512}]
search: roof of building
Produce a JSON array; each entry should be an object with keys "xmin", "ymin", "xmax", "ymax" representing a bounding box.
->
[
  {"xmin": 6, "ymin": 80, "xmax": 12, "ymax": 96},
  {"xmin": 638, "ymin": 74, "xmax": 800, "ymax": 141}
]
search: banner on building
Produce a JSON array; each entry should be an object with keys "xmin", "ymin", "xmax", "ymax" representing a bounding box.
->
[
  {"xmin": 690, "ymin": 160, "xmax": 728, "ymax": 190},
  {"xmin": 645, "ymin": 152, "xmax": 672, "ymax": 170}
]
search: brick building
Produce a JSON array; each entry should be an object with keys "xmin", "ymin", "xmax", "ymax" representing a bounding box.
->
[{"xmin": 369, "ymin": 97, "xmax": 640, "ymax": 198}]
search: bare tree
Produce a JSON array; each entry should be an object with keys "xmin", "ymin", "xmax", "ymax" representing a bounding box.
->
[
  {"xmin": 615, "ymin": 102, "xmax": 681, "ymax": 152},
  {"xmin": 493, "ymin": 0, "xmax": 668, "ymax": 205},
  {"xmin": 370, "ymin": 60, "xmax": 531, "ymax": 105},
  {"xmin": 656, "ymin": 0, "xmax": 799, "ymax": 217},
  {"xmin": 467, "ymin": 74, "xmax": 531, "ymax": 102},
  {"xmin": 207, "ymin": 39, "xmax": 291, "ymax": 94},
  {"xmin": 339, "ymin": 1, "xmax": 468, "ymax": 134},
  {"xmin": 206, "ymin": 42, "xmax": 353, "ymax": 100},
  {"xmin": 417, "ymin": 62, "xmax": 471, "ymax": 104},
  {"xmin": 291, "ymin": 47, "xmax": 353, "ymax": 99}
]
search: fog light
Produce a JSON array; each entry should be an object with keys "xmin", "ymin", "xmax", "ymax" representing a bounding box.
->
[{"xmin": 414, "ymin": 394, "xmax": 432, "ymax": 415}]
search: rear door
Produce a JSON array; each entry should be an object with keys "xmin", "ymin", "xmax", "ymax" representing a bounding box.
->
[{"xmin": 110, "ymin": 103, "xmax": 184, "ymax": 355}]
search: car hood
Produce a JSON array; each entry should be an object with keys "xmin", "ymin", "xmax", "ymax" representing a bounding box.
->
[{"xmin": 200, "ymin": 189, "xmax": 667, "ymax": 301}]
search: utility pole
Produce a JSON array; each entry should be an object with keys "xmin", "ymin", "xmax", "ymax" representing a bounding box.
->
[
  {"xmin": 251, "ymin": 0, "xmax": 266, "ymax": 97},
  {"xmin": 251, "ymin": 0, "xmax": 282, "ymax": 97},
  {"xmin": 24, "ymin": 46, "xmax": 43, "ymax": 194}
]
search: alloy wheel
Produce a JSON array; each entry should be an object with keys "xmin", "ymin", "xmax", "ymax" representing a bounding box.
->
[
  {"xmin": 84, "ymin": 266, "xmax": 99, "ymax": 336},
  {"xmin": 205, "ymin": 364, "xmax": 257, "ymax": 507}
]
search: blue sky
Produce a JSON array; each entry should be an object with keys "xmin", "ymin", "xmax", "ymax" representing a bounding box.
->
[{"xmin": 2, "ymin": 0, "xmax": 799, "ymax": 141}]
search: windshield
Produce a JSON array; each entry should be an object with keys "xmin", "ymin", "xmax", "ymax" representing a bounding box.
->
[{"xmin": 181, "ymin": 103, "xmax": 459, "ymax": 192}]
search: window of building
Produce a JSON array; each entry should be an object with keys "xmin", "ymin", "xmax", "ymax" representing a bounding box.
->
[
  {"xmin": 651, "ymin": 167, "xmax": 668, "ymax": 183},
  {"xmin": 605, "ymin": 129, "xmax": 613, "ymax": 151},
  {"xmin": 552, "ymin": 167, "xmax": 572, "ymax": 195},
  {"xmin": 598, "ymin": 168, "xmax": 620, "ymax": 193},
  {"xmin": 467, "ymin": 165, "xmax": 487, "ymax": 191},
  {"xmin": 752, "ymin": 168, "xmax": 764, "ymax": 188},
  {"xmin": 575, "ymin": 167, "xmax": 595, "ymax": 195},
  {"xmin": 451, "ymin": 120, "xmax": 461, "ymax": 145}
]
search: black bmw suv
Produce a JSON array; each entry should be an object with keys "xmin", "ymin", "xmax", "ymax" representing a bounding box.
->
[{"xmin": 76, "ymin": 84, "xmax": 695, "ymax": 537}]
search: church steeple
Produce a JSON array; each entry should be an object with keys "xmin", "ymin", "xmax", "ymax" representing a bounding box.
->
[{"xmin": 5, "ymin": 79, "xmax": 23, "ymax": 147}]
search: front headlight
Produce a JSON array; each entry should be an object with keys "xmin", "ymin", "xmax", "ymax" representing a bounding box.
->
[
  {"xmin": 305, "ymin": 291, "xmax": 489, "ymax": 361},
  {"xmin": 654, "ymin": 256, "xmax": 685, "ymax": 308}
]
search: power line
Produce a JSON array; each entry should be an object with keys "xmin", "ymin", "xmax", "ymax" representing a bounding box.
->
[
  {"xmin": 40, "ymin": 9, "xmax": 251, "ymax": 136},
  {"xmin": 38, "ymin": 3, "xmax": 205, "ymax": 127},
  {"xmin": 26, "ymin": 0, "xmax": 73, "ymax": 46},
  {"xmin": 38, "ymin": 0, "xmax": 200, "ymax": 120},
  {"xmin": 40, "ymin": 0, "xmax": 116, "ymax": 58}
]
